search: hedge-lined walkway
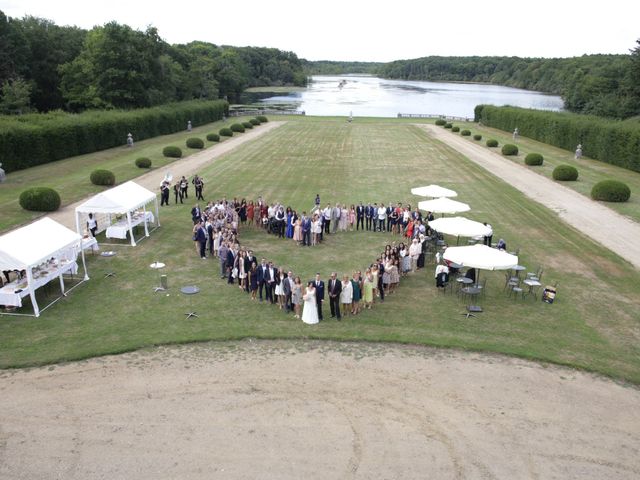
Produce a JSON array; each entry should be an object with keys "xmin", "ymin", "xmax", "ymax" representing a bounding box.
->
[
  {"xmin": 48, "ymin": 121, "xmax": 285, "ymax": 230},
  {"xmin": 421, "ymin": 124, "xmax": 640, "ymax": 269}
]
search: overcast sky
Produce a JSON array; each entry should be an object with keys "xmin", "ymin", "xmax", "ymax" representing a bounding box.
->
[{"xmin": 2, "ymin": 0, "xmax": 638, "ymax": 61}]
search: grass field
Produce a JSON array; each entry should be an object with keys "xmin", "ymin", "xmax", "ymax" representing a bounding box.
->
[{"xmin": 1, "ymin": 117, "xmax": 639, "ymax": 384}]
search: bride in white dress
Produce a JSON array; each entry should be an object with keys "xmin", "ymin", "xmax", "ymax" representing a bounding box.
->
[{"xmin": 301, "ymin": 283, "xmax": 319, "ymax": 325}]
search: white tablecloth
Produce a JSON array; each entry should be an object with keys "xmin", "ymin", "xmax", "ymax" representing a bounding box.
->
[
  {"xmin": 106, "ymin": 212, "xmax": 154, "ymax": 240},
  {"xmin": 0, "ymin": 261, "xmax": 78, "ymax": 308},
  {"xmin": 81, "ymin": 236, "xmax": 99, "ymax": 252}
]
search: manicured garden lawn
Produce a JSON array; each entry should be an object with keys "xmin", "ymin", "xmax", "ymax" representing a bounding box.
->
[{"xmin": 1, "ymin": 117, "xmax": 639, "ymax": 385}]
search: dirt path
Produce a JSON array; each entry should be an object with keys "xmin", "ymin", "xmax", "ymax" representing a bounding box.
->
[
  {"xmin": 420, "ymin": 124, "xmax": 640, "ymax": 269},
  {"xmin": 47, "ymin": 121, "xmax": 285, "ymax": 230},
  {"xmin": 1, "ymin": 341, "xmax": 638, "ymax": 480}
]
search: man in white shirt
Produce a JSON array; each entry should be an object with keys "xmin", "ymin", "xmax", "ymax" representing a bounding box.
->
[
  {"xmin": 323, "ymin": 204, "xmax": 332, "ymax": 234},
  {"xmin": 377, "ymin": 203, "xmax": 387, "ymax": 232}
]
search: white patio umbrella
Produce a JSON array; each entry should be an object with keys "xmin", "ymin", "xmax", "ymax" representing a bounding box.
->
[
  {"xmin": 411, "ymin": 184, "xmax": 457, "ymax": 198},
  {"xmin": 429, "ymin": 217, "xmax": 492, "ymax": 245},
  {"xmin": 418, "ymin": 197, "xmax": 470, "ymax": 216},
  {"xmin": 443, "ymin": 244, "xmax": 518, "ymax": 286}
]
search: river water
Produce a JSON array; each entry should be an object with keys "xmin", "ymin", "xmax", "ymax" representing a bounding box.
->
[{"xmin": 252, "ymin": 75, "xmax": 564, "ymax": 118}]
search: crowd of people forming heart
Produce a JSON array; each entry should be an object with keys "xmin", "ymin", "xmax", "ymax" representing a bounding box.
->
[{"xmin": 188, "ymin": 193, "xmax": 448, "ymax": 325}]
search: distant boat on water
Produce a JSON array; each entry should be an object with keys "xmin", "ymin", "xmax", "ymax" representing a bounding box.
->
[{"xmin": 338, "ymin": 79, "xmax": 347, "ymax": 89}]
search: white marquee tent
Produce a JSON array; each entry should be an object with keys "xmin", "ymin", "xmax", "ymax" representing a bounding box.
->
[
  {"xmin": 75, "ymin": 181, "xmax": 160, "ymax": 246},
  {"xmin": 0, "ymin": 217, "xmax": 89, "ymax": 317},
  {"xmin": 411, "ymin": 184, "xmax": 457, "ymax": 198}
]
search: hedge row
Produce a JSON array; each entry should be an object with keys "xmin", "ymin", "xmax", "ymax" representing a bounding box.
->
[
  {"xmin": 0, "ymin": 99, "xmax": 228, "ymax": 173},
  {"xmin": 474, "ymin": 105, "xmax": 640, "ymax": 173}
]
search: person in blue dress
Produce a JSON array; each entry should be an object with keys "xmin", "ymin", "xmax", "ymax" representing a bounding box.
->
[{"xmin": 285, "ymin": 208, "xmax": 294, "ymax": 238}]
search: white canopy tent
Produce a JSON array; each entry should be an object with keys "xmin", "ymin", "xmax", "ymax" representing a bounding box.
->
[
  {"xmin": 443, "ymin": 244, "xmax": 518, "ymax": 287},
  {"xmin": 411, "ymin": 184, "xmax": 457, "ymax": 198},
  {"xmin": 418, "ymin": 197, "xmax": 470, "ymax": 215},
  {"xmin": 0, "ymin": 217, "xmax": 89, "ymax": 317},
  {"xmin": 75, "ymin": 181, "xmax": 160, "ymax": 246},
  {"xmin": 428, "ymin": 217, "xmax": 492, "ymax": 244}
]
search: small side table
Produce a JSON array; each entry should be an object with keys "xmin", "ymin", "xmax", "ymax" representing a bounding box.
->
[
  {"xmin": 181, "ymin": 285, "xmax": 200, "ymax": 319},
  {"xmin": 150, "ymin": 262, "xmax": 166, "ymax": 292},
  {"xmin": 100, "ymin": 251, "xmax": 117, "ymax": 277}
]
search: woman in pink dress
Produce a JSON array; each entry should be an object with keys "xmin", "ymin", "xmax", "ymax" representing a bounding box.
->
[
  {"xmin": 339, "ymin": 205, "xmax": 348, "ymax": 231},
  {"xmin": 293, "ymin": 218, "xmax": 303, "ymax": 244},
  {"xmin": 349, "ymin": 205, "xmax": 356, "ymax": 231}
]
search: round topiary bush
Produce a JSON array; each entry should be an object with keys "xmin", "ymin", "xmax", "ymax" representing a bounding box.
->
[
  {"xmin": 19, "ymin": 187, "xmax": 61, "ymax": 212},
  {"xmin": 591, "ymin": 180, "xmax": 631, "ymax": 202},
  {"xmin": 242, "ymin": 121, "xmax": 253, "ymax": 129},
  {"xmin": 451, "ymin": 126, "xmax": 460, "ymax": 132},
  {"xmin": 249, "ymin": 118, "xmax": 260, "ymax": 126},
  {"xmin": 90, "ymin": 169, "xmax": 116, "ymax": 186},
  {"xmin": 230, "ymin": 123, "xmax": 245, "ymax": 133},
  {"xmin": 473, "ymin": 134, "xmax": 482, "ymax": 141},
  {"xmin": 256, "ymin": 115, "xmax": 268, "ymax": 123},
  {"xmin": 524, "ymin": 153, "xmax": 544, "ymax": 166},
  {"xmin": 501, "ymin": 144, "xmax": 519, "ymax": 156},
  {"xmin": 552, "ymin": 164, "xmax": 579, "ymax": 181},
  {"xmin": 206, "ymin": 133, "xmax": 220, "ymax": 142},
  {"xmin": 135, "ymin": 157, "xmax": 152, "ymax": 168},
  {"xmin": 460, "ymin": 129, "xmax": 471, "ymax": 136},
  {"xmin": 186, "ymin": 137, "xmax": 204, "ymax": 149},
  {"xmin": 219, "ymin": 127, "xmax": 233, "ymax": 137},
  {"xmin": 163, "ymin": 146, "xmax": 183, "ymax": 158},
  {"xmin": 444, "ymin": 123, "xmax": 453, "ymax": 129},
  {"xmin": 486, "ymin": 139, "xmax": 498, "ymax": 147},
  {"xmin": 435, "ymin": 119, "xmax": 447, "ymax": 126}
]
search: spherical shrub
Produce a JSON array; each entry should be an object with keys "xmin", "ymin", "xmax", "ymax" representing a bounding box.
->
[
  {"xmin": 501, "ymin": 144, "xmax": 519, "ymax": 156},
  {"xmin": 162, "ymin": 146, "xmax": 183, "ymax": 158},
  {"xmin": 135, "ymin": 157, "xmax": 152, "ymax": 168},
  {"xmin": 524, "ymin": 153, "xmax": 544, "ymax": 166},
  {"xmin": 460, "ymin": 129, "xmax": 471, "ymax": 136},
  {"xmin": 552, "ymin": 164, "xmax": 579, "ymax": 181},
  {"xmin": 186, "ymin": 137, "xmax": 204, "ymax": 149},
  {"xmin": 249, "ymin": 118, "xmax": 260, "ymax": 126},
  {"xmin": 219, "ymin": 127, "xmax": 233, "ymax": 137},
  {"xmin": 473, "ymin": 134, "xmax": 482, "ymax": 141},
  {"xmin": 451, "ymin": 126, "xmax": 460, "ymax": 132},
  {"xmin": 230, "ymin": 123, "xmax": 245, "ymax": 133},
  {"xmin": 444, "ymin": 123, "xmax": 453, "ymax": 129},
  {"xmin": 256, "ymin": 115, "xmax": 268, "ymax": 123},
  {"xmin": 242, "ymin": 121, "xmax": 253, "ymax": 129},
  {"xmin": 90, "ymin": 169, "xmax": 116, "ymax": 186},
  {"xmin": 206, "ymin": 133, "xmax": 220, "ymax": 142},
  {"xmin": 435, "ymin": 119, "xmax": 447, "ymax": 126},
  {"xmin": 486, "ymin": 139, "xmax": 498, "ymax": 147},
  {"xmin": 591, "ymin": 180, "xmax": 631, "ymax": 202},
  {"xmin": 19, "ymin": 187, "xmax": 61, "ymax": 212}
]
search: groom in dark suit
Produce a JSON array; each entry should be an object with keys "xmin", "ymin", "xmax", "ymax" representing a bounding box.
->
[
  {"xmin": 356, "ymin": 203, "xmax": 365, "ymax": 231},
  {"xmin": 314, "ymin": 273, "xmax": 325, "ymax": 321},
  {"xmin": 328, "ymin": 272, "xmax": 342, "ymax": 320}
]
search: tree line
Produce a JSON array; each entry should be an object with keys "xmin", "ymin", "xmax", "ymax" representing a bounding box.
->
[{"xmin": 0, "ymin": 11, "xmax": 306, "ymax": 113}]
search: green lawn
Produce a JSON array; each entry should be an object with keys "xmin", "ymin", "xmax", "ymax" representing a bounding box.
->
[{"xmin": 1, "ymin": 118, "xmax": 639, "ymax": 385}]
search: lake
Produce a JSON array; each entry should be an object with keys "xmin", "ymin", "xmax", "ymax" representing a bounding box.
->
[{"xmin": 250, "ymin": 75, "xmax": 564, "ymax": 118}]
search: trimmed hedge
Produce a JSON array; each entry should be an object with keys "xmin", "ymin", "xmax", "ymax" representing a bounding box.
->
[
  {"xmin": 19, "ymin": 187, "xmax": 62, "ymax": 212},
  {"xmin": 486, "ymin": 139, "xmax": 499, "ymax": 147},
  {"xmin": 256, "ymin": 115, "xmax": 268, "ymax": 123},
  {"xmin": 0, "ymin": 99, "xmax": 228, "ymax": 173},
  {"xmin": 90, "ymin": 169, "xmax": 116, "ymax": 186},
  {"xmin": 219, "ymin": 127, "xmax": 233, "ymax": 137},
  {"xmin": 474, "ymin": 104, "xmax": 640, "ymax": 172},
  {"xmin": 473, "ymin": 134, "xmax": 482, "ymax": 141},
  {"xmin": 242, "ymin": 121, "xmax": 253, "ymax": 129},
  {"xmin": 552, "ymin": 164, "xmax": 579, "ymax": 181},
  {"xmin": 206, "ymin": 133, "xmax": 220, "ymax": 142},
  {"xmin": 591, "ymin": 180, "xmax": 631, "ymax": 202},
  {"xmin": 444, "ymin": 123, "xmax": 453, "ymax": 129},
  {"xmin": 230, "ymin": 123, "xmax": 245, "ymax": 133},
  {"xmin": 501, "ymin": 144, "xmax": 519, "ymax": 156},
  {"xmin": 249, "ymin": 118, "xmax": 260, "ymax": 126},
  {"xmin": 135, "ymin": 157, "xmax": 152, "ymax": 168},
  {"xmin": 163, "ymin": 146, "xmax": 183, "ymax": 158},
  {"xmin": 435, "ymin": 119, "xmax": 447, "ymax": 126},
  {"xmin": 524, "ymin": 153, "xmax": 544, "ymax": 166},
  {"xmin": 460, "ymin": 129, "xmax": 471, "ymax": 136},
  {"xmin": 186, "ymin": 137, "xmax": 204, "ymax": 149},
  {"xmin": 451, "ymin": 126, "xmax": 460, "ymax": 132}
]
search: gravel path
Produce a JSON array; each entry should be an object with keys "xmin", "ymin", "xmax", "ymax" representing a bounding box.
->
[
  {"xmin": 47, "ymin": 121, "xmax": 285, "ymax": 230},
  {"xmin": 420, "ymin": 124, "xmax": 640, "ymax": 269},
  {"xmin": 1, "ymin": 341, "xmax": 639, "ymax": 480}
]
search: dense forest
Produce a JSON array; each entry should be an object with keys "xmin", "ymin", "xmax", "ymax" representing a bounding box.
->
[
  {"xmin": 376, "ymin": 50, "xmax": 640, "ymax": 119},
  {"xmin": 0, "ymin": 11, "xmax": 306, "ymax": 113},
  {"xmin": 302, "ymin": 60, "xmax": 381, "ymax": 75}
]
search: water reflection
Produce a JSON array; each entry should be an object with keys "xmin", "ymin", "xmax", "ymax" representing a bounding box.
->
[{"xmin": 249, "ymin": 75, "xmax": 564, "ymax": 118}]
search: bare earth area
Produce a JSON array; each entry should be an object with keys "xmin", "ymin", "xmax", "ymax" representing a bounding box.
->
[
  {"xmin": 420, "ymin": 125, "xmax": 640, "ymax": 269},
  {"xmin": 1, "ymin": 341, "xmax": 639, "ymax": 480}
]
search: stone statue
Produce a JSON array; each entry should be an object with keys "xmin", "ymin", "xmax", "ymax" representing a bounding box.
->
[
  {"xmin": 0, "ymin": 163, "xmax": 5, "ymax": 183},
  {"xmin": 513, "ymin": 128, "xmax": 519, "ymax": 141},
  {"xmin": 126, "ymin": 133, "xmax": 134, "ymax": 147},
  {"xmin": 187, "ymin": 120, "xmax": 192, "ymax": 132},
  {"xmin": 575, "ymin": 144, "xmax": 583, "ymax": 159}
]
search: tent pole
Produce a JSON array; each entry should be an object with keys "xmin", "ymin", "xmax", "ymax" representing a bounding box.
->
[
  {"xmin": 155, "ymin": 197, "xmax": 160, "ymax": 227},
  {"xmin": 26, "ymin": 268, "xmax": 40, "ymax": 317},
  {"xmin": 59, "ymin": 271, "xmax": 65, "ymax": 295},
  {"xmin": 143, "ymin": 204, "xmax": 150, "ymax": 237},
  {"xmin": 81, "ymin": 242, "xmax": 89, "ymax": 281},
  {"xmin": 127, "ymin": 211, "xmax": 136, "ymax": 246},
  {"xmin": 75, "ymin": 210, "xmax": 81, "ymax": 235}
]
